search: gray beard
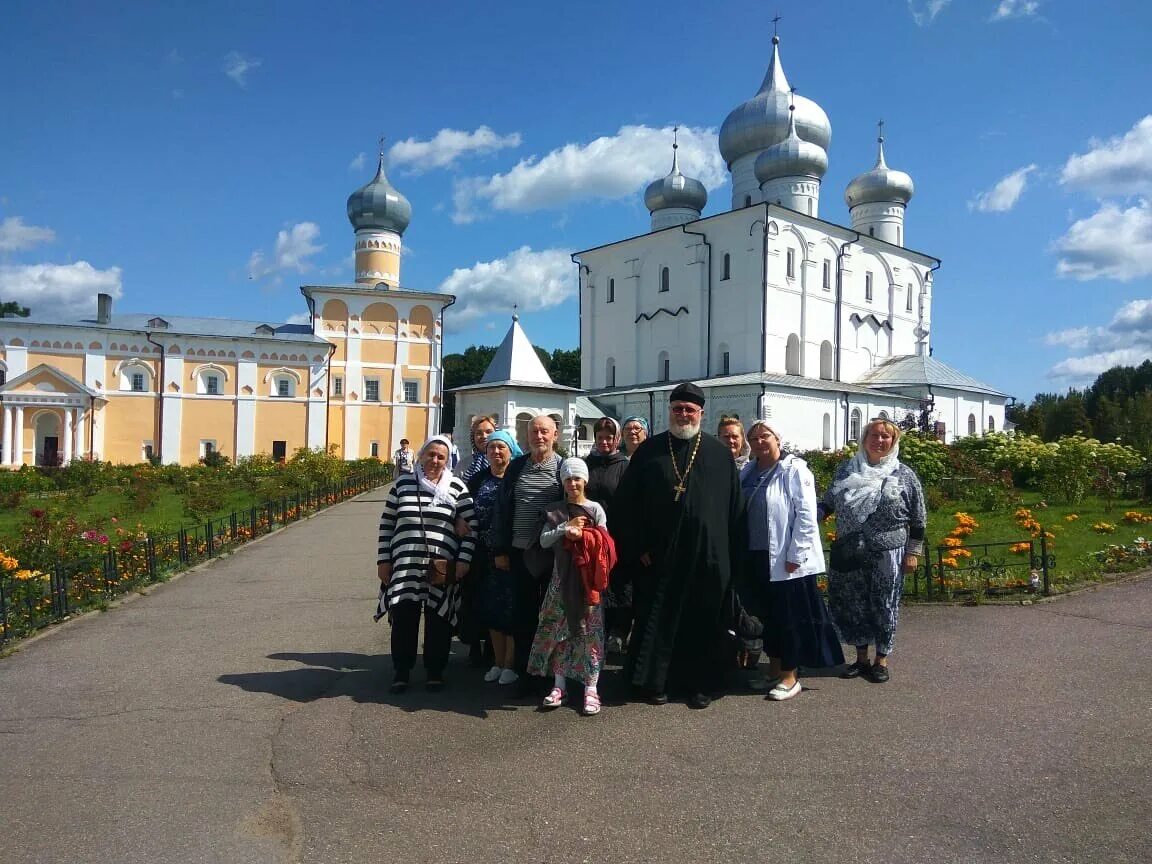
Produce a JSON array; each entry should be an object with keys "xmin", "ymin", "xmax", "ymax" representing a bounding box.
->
[{"xmin": 670, "ymin": 423, "xmax": 700, "ymax": 440}]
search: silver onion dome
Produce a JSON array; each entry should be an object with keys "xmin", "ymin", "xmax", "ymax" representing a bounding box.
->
[
  {"xmin": 719, "ymin": 35, "xmax": 832, "ymax": 167},
  {"xmin": 347, "ymin": 150, "xmax": 412, "ymax": 235},
  {"xmin": 755, "ymin": 104, "xmax": 828, "ymax": 183},
  {"xmin": 845, "ymin": 131, "xmax": 915, "ymax": 207},
  {"xmin": 644, "ymin": 132, "xmax": 708, "ymax": 213}
]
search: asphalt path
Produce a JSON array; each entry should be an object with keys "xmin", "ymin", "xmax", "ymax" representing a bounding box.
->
[{"xmin": 1, "ymin": 487, "xmax": 1149, "ymax": 864}]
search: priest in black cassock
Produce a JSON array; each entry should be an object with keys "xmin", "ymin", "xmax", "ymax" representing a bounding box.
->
[{"xmin": 614, "ymin": 382, "xmax": 746, "ymax": 709}]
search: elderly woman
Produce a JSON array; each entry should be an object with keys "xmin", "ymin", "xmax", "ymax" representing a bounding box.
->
[
  {"xmin": 718, "ymin": 416, "xmax": 751, "ymax": 470},
  {"xmin": 821, "ymin": 419, "xmax": 926, "ymax": 684},
  {"xmin": 459, "ymin": 415, "xmax": 497, "ymax": 483},
  {"xmin": 742, "ymin": 421, "xmax": 843, "ymax": 701},
  {"xmin": 467, "ymin": 430, "xmax": 523, "ymax": 685},
  {"xmin": 619, "ymin": 415, "xmax": 649, "ymax": 458},
  {"xmin": 585, "ymin": 417, "xmax": 631, "ymax": 654},
  {"xmin": 377, "ymin": 435, "xmax": 477, "ymax": 693}
]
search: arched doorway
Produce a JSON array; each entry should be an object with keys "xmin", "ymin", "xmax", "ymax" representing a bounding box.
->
[
  {"xmin": 515, "ymin": 412, "xmax": 535, "ymax": 451},
  {"xmin": 34, "ymin": 411, "xmax": 61, "ymax": 466}
]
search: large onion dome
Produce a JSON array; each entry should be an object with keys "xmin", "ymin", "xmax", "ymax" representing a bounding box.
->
[
  {"xmin": 347, "ymin": 151, "xmax": 411, "ymax": 235},
  {"xmin": 845, "ymin": 132, "xmax": 915, "ymax": 207},
  {"xmin": 719, "ymin": 35, "xmax": 831, "ymax": 168},
  {"xmin": 755, "ymin": 104, "xmax": 828, "ymax": 183},
  {"xmin": 644, "ymin": 131, "xmax": 708, "ymax": 214}
]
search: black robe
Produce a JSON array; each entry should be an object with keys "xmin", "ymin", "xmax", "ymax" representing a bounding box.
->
[{"xmin": 614, "ymin": 430, "xmax": 746, "ymax": 693}]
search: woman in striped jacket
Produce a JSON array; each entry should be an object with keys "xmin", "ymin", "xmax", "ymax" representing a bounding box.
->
[{"xmin": 377, "ymin": 435, "xmax": 478, "ymax": 693}]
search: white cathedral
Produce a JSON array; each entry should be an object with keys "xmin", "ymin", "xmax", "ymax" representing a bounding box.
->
[
  {"xmin": 574, "ymin": 34, "xmax": 1007, "ymax": 450},
  {"xmin": 453, "ymin": 34, "xmax": 1008, "ymax": 454}
]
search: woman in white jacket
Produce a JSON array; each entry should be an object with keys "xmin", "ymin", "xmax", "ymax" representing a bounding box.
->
[{"xmin": 741, "ymin": 421, "xmax": 844, "ymax": 700}]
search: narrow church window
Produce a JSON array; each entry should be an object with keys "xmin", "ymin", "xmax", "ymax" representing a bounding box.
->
[
  {"xmin": 823, "ymin": 260, "xmax": 831, "ymax": 290},
  {"xmin": 722, "ymin": 254, "xmax": 731, "ymax": 281},
  {"xmin": 988, "ymin": 415, "xmax": 996, "ymax": 432},
  {"xmin": 370, "ymin": 441, "xmax": 379, "ymax": 458},
  {"xmin": 906, "ymin": 284, "xmax": 913, "ymax": 312},
  {"xmin": 658, "ymin": 352, "xmax": 670, "ymax": 382},
  {"xmin": 786, "ymin": 249, "xmax": 795, "ymax": 279},
  {"xmin": 785, "ymin": 334, "xmax": 800, "ymax": 375},
  {"xmin": 865, "ymin": 272, "xmax": 874, "ymax": 302},
  {"xmin": 850, "ymin": 409, "xmax": 861, "ymax": 442},
  {"xmin": 607, "ymin": 278, "xmax": 615, "ymax": 303},
  {"xmin": 659, "ymin": 267, "xmax": 670, "ymax": 293},
  {"xmin": 722, "ymin": 351, "xmax": 730, "ymax": 375},
  {"xmin": 968, "ymin": 413, "xmax": 977, "ymax": 436},
  {"xmin": 333, "ymin": 376, "xmax": 343, "ymax": 396},
  {"xmin": 822, "ymin": 414, "xmax": 831, "ymax": 450}
]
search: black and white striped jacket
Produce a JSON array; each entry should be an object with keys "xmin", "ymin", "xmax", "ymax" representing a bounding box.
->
[{"xmin": 377, "ymin": 473, "xmax": 477, "ymax": 621}]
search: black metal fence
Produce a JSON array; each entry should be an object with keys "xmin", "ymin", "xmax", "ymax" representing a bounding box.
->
[
  {"xmin": 0, "ymin": 469, "xmax": 390, "ymax": 645},
  {"xmin": 905, "ymin": 535, "xmax": 1053, "ymax": 600}
]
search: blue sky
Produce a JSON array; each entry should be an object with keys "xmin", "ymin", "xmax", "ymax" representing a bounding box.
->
[{"xmin": 2, "ymin": 0, "xmax": 1150, "ymax": 402}]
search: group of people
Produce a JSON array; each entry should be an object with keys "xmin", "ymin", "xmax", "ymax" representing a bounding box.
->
[{"xmin": 375, "ymin": 381, "xmax": 926, "ymax": 712}]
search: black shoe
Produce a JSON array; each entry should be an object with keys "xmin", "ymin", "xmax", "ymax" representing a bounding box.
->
[
  {"xmin": 841, "ymin": 661, "xmax": 870, "ymax": 679},
  {"xmin": 688, "ymin": 692, "xmax": 712, "ymax": 710},
  {"xmin": 390, "ymin": 676, "xmax": 409, "ymax": 694},
  {"xmin": 648, "ymin": 691, "xmax": 669, "ymax": 706},
  {"xmin": 870, "ymin": 664, "xmax": 890, "ymax": 683}
]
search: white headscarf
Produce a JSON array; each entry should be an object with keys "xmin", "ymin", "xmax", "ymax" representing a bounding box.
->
[
  {"xmin": 830, "ymin": 424, "xmax": 902, "ymax": 527},
  {"xmin": 416, "ymin": 435, "xmax": 457, "ymax": 508}
]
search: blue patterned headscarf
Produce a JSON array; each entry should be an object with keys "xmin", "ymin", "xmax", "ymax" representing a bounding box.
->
[
  {"xmin": 485, "ymin": 429, "xmax": 524, "ymax": 459},
  {"xmin": 620, "ymin": 416, "xmax": 650, "ymax": 452}
]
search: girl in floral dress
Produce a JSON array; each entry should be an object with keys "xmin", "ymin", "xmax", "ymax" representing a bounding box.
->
[{"xmin": 527, "ymin": 458, "xmax": 612, "ymax": 716}]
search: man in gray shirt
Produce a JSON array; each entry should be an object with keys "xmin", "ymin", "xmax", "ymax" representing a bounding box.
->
[{"xmin": 491, "ymin": 415, "xmax": 563, "ymax": 686}]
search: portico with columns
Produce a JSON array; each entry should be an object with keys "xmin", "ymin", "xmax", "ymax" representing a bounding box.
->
[{"xmin": 0, "ymin": 365, "xmax": 100, "ymax": 467}]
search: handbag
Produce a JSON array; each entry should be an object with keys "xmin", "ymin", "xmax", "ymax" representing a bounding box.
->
[
  {"xmin": 829, "ymin": 530, "xmax": 869, "ymax": 572},
  {"xmin": 416, "ymin": 488, "xmax": 457, "ymax": 588}
]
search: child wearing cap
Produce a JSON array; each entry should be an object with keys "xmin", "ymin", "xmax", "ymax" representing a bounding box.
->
[{"xmin": 527, "ymin": 457, "xmax": 616, "ymax": 716}]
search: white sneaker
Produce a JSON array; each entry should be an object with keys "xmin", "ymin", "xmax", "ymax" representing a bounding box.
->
[
  {"xmin": 768, "ymin": 680, "xmax": 802, "ymax": 701},
  {"xmin": 498, "ymin": 668, "xmax": 519, "ymax": 685},
  {"xmin": 483, "ymin": 665, "xmax": 503, "ymax": 683}
]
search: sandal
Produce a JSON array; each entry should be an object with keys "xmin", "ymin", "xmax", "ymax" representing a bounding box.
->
[
  {"xmin": 583, "ymin": 689, "xmax": 602, "ymax": 716},
  {"xmin": 542, "ymin": 687, "xmax": 565, "ymax": 709}
]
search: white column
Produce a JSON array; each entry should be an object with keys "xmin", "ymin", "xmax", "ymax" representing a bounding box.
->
[
  {"xmin": 75, "ymin": 406, "xmax": 87, "ymax": 460},
  {"xmin": 14, "ymin": 406, "xmax": 24, "ymax": 466},
  {"xmin": 62, "ymin": 409, "xmax": 74, "ymax": 465},
  {"xmin": 2, "ymin": 406, "xmax": 12, "ymax": 465}
]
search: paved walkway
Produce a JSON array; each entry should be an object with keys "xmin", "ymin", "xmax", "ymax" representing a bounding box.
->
[{"xmin": 1, "ymin": 488, "xmax": 1150, "ymax": 864}]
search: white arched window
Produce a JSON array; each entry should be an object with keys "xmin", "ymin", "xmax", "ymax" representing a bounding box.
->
[
  {"xmin": 878, "ymin": 410, "xmax": 890, "ymax": 421},
  {"xmin": 116, "ymin": 358, "xmax": 154, "ymax": 393},
  {"xmin": 850, "ymin": 408, "xmax": 862, "ymax": 442},
  {"xmin": 819, "ymin": 341, "xmax": 833, "ymax": 380},
  {"xmin": 785, "ymin": 334, "xmax": 800, "ymax": 375},
  {"xmin": 266, "ymin": 368, "xmax": 302, "ymax": 398},
  {"xmin": 193, "ymin": 364, "xmax": 229, "ymax": 396},
  {"xmin": 968, "ymin": 413, "xmax": 977, "ymax": 436},
  {"xmin": 822, "ymin": 413, "xmax": 831, "ymax": 450}
]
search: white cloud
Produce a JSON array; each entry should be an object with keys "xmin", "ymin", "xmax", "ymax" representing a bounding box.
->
[
  {"xmin": 0, "ymin": 261, "xmax": 122, "ymax": 319},
  {"xmin": 283, "ymin": 312, "xmax": 311, "ymax": 325},
  {"xmin": 990, "ymin": 0, "xmax": 1041, "ymax": 20},
  {"xmin": 222, "ymin": 51, "xmax": 261, "ymax": 87},
  {"xmin": 0, "ymin": 216, "xmax": 56, "ymax": 252},
  {"xmin": 248, "ymin": 222, "xmax": 324, "ymax": 281},
  {"xmin": 348, "ymin": 152, "xmax": 367, "ymax": 173},
  {"xmin": 1047, "ymin": 298, "xmax": 1152, "ymax": 381},
  {"xmin": 969, "ymin": 164, "xmax": 1038, "ymax": 212},
  {"xmin": 1054, "ymin": 199, "xmax": 1152, "ymax": 281},
  {"xmin": 1060, "ymin": 116, "xmax": 1152, "ymax": 198},
  {"xmin": 452, "ymin": 124, "xmax": 726, "ymax": 224},
  {"xmin": 389, "ymin": 127, "xmax": 523, "ymax": 173},
  {"xmin": 908, "ymin": 0, "xmax": 951, "ymax": 26},
  {"xmin": 436, "ymin": 246, "xmax": 574, "ymax": 330}
]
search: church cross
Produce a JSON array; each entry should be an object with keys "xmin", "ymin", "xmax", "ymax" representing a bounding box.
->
[{"xmin": 772, "ymin": 13, "xmax": 782, "ymax": 36}]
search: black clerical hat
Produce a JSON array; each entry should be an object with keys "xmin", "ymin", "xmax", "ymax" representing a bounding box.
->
[{"xmin": 668, "ymin": 381, "xmax": 706, "ymax": 407}]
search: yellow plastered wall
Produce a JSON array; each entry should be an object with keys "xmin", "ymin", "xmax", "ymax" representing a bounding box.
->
[
  {"xmin": 360, "ymin": 339, "xmax": 396, "ymax": 365},
  {"xmin": 254, "ymin": 400, "xmax": 307, "ymax": 458},
  {"xmin": 362, "ymin": 302, "xmax": 398, "ymax": 334},
  {"xmin": 326, "ymin": 404, "xmax": 345, "ymax": 457},
  {"xmin": 404, "ymin": 406, "xmax": 430, "ymax": 451},
  {"xmin": 102, "ymin": 395, "xmax": 157, "ymax": 463},
  {"xmin": 359, "ymin": 404, "xmax": 393, "ymax": 458},
  {"xmin": 407, "ymin": 341, "xmax": 432, "ymax": 367},
  {"xmin": 321, "ymin": 300, "xmax": 349, "ymax": 363},
  {"xmin": 407, "ymin": 305, "xmax": 434, "ymax": 339},
  {"xmin": 28, "ymin": 352, "xmax": 84, "ymax": 379},
  {"xmin": 355, "ymin": 250, "xmax": 400, "ymax": 285},
  {"xmin": 11, "ymin": 369, "xmax": 71, "ymax": 392},
  {"xmin": 180, "ymin": 399, "xmax": 237, "ymax": 463}
]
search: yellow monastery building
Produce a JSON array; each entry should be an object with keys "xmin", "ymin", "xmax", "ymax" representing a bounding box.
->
[{"xmin": 0, "ymin": 153, "xmax": 452, "ymax": 467}]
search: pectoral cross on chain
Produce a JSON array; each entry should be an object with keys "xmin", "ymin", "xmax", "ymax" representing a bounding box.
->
[{"xmin": 674, "ymin": 483, "xmax": 686, "ymax": 502}]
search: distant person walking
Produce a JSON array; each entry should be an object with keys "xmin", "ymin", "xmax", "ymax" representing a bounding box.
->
[{"xmin": 393, "ymin": 439, "xmax": 415, "ymax": 475}]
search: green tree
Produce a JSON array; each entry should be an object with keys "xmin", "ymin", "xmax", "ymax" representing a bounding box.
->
[
  {"xmin": 546, "ymin": 348, "xmax": 581, "ymax": 387},
  {"xmin": 1, "ymin": 300, "xmax": 31, "ymax": 317},
  {"xmin": 1042, "ymin": 391, "xmax": 1091, "ymax": 440},
  {"xmin": 441, "ymin": 345, "xmax": 498, "ymax": 432}
]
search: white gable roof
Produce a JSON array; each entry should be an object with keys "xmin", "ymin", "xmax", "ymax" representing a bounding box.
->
[{"xmin": 480, "ymin": 315, "xmax": 554, "ymax": 386}]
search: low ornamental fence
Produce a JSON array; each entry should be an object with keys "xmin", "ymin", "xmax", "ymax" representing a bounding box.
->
[
  {"xmin": 905, "ymin": 535, "xmax": 1054, "ymax": 600},
  {"xmin": 0, "ymin": 468, "xmax": 390, "ymax": 645}
]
